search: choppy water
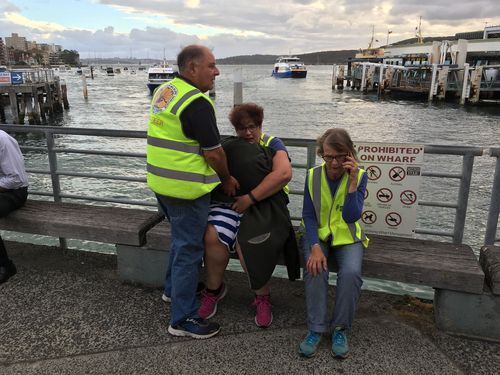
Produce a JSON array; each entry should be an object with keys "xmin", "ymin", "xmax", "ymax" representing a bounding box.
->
[{"xmin": 4, "ymin": 65, "xmax": 500, "ymax": 298}]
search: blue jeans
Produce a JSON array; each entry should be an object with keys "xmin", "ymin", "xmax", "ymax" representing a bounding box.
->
[
  {"xmin": 302, "ymin": 238, "xmax": 364, "ymax": 333},
  {"xmin": 156, "ymin": 193, "xmax": 210, "ymax": 325}
]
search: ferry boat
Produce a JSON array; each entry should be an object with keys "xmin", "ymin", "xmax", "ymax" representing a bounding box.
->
[
  {"xmin": 271, "ymin": 56, "xmax": 307, "ymax": 78},
  {"xmin": 147, "ymin": 62, "xmax": 177, "ymax": 94}
]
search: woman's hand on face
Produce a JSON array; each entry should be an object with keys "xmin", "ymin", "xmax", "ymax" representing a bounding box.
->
[
  {"xmin": 342, "ymin": 152, "xmax": 359, "ymax": 179},
  {"xmin": 231, "ymin": 194, "xmax": 253, "ymax": 214},
  {"xmin": 306, "ymin": 244, "xmax": 328, "ymax": 276}
]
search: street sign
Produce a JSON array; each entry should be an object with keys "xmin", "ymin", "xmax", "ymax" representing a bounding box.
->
[
  {"xmin": 0, "ymin": 72, "xmax": 11, "ymax": 85},
  {"xmin": 10, "ymin": 71, "xmax": 24, "ymax": 85}
]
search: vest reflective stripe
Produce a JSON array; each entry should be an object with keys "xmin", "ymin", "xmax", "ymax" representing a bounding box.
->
[
  {"xmin": 170, "ymin": 89, "xmax": 200, "ymax": 115},
  {"xmin": 308, "ymin": 165, "xmax": 369, "ymax": 248},
  {"xmin": 147, "ymin": 136, "xmax": 201, "ymax": 154},
  {"xmin": 147, "ymin": 164, "xmax": 220, "ymax": 184},
  {"xmin": 147, "ymin": 78, "xmax": 219, "ymax": 199},
  {"xmin": 260, "ymin": 132, "xmax": 289, "ymax": 195}
]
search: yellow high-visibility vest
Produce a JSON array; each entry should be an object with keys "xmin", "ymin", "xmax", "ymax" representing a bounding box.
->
[
  {"xmin": 260, "ymin": 133, "xmax": 289, "ymax": 195},
  {"xmin": 147, "ymin": 77, "xmax": 219, "ymax": 199},
  {"xmin": 307, "ymin": 164, "xmax": 369, "ymax": 248}
]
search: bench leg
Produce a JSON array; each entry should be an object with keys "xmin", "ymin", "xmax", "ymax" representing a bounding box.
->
[
  {"xmin": 434, "ymin": 287, "xmax": 500, "ymax": 343},
  {"xmin": 116, "ymin": 244, "xmax": 168, "ymax": 288}
]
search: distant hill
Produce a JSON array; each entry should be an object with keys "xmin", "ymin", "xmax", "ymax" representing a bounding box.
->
[{"xmin": 218, "ymin": 50, "xmax": 357, "ymax": 65}]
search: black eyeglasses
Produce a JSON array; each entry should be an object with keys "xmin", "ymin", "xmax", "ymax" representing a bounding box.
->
[
  {"xmin": 236, "ymin": 124, "xmax": 259, "ymax": 133},
  {"xmin": 322, "ymin": 154, "xmax": 347, "ymax": 163}
]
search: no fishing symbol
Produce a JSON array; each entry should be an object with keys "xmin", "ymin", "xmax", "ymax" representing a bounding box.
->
[
  {"xmin": 400, "ymin": 190, "xmax": 417, "ymax": 205},
  {"xmin": 366, "ymin": 166, "xmax": 381, "ymax": 181},
  {"xmin": 377, "ymin": 188, "xmax": 393, "ymax": 203},
  {"xmin": 389, "ymin": 166, "xmax": 405, "ymax": 182},
  {"xmin": 362, "ymin": 210, "xmax": 377, "ymax": 224},
  {"xmin": 385, "ymin": 212, "xmax": 402, "ymax": 227}
]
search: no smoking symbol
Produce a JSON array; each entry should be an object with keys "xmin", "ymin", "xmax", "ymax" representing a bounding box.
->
[
  {"xmin": 366, "ymin": 166, "xmax": 381, "ymax": 181},
  {"xmin": 385, "ymin": 212, "xmax": 402, "ymax": 227},
  {"xmin": 362, "ymin": 210, "xmax": 377, "ymax": 224},
  {"xmin": 400, "ymin": 190, "xmax": 417, "ymax": 205},
  {"xmin": 389, "ymin": 166, "xmax": 405, "ymax": 182}
]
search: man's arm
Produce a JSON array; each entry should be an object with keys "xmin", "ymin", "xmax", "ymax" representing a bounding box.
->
[{"xmin": 203, "ymin": 147, "xmax": 239, "ymax": 196}]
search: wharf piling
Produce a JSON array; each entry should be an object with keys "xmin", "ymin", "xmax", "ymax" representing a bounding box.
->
[
  {"xmin": 0, "ymin": 68, "xmax": 69, "ymax": 124},
  {"xmin": 336, "ymin": 62, "xmax": 500, "ymax": 105},
  {"xmin": 233, "ymin": 68, "xmax": 243, "ymax": 107}
]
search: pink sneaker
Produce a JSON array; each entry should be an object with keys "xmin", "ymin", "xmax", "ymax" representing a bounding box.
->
[
  {"xmin": 253, "ymin": 294, "xmax": 273, "ymax": 328},
  {"xmin": 198, "ymin": 284, "xmax": 227, "ymax": 319}
]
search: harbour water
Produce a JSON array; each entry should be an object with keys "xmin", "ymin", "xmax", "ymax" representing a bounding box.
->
[{"xmin": 5, "ymin": 64, "xmax": 500, "ymax": 298}]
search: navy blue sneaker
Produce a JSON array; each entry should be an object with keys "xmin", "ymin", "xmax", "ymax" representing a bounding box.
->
[
  {"xmin": 168, "ymin": 317, "xmax": 220, "ymax": 339},
  {"xmin": 331, "ymin": 327, "xmax": 349, "ymax": 359}
]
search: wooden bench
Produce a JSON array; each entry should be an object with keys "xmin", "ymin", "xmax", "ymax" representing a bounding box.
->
[
  {"xmin": 118, "ymin": 219, "xmax": 485, "ymax": 294},
  {"xmin": 0, "ymin": 199, "xmax": 164, "ymax": 247},
  {"xmin": 480, "ymin": 245, "xmax": 500, "ymax": 295}
]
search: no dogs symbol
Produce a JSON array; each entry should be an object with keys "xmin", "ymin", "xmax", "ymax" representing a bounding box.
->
[{"xmin": 362, "ymin": 210, "xmax": 377, "ymax": 224}]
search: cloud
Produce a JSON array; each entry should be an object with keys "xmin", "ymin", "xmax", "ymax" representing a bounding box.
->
[{"xmin": 2, "ymin": 0, "xmax": 500, "ymax": 58}]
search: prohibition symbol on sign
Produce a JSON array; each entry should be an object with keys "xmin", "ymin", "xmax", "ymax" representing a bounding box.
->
[
  {"xmin": 366, "ymin": 165, "xmax": 381, "ymax": 181},
  {"xmin": 376, "ymin": 188, "xmax": 393, "ymax": 203},
  {"xmin": 389, "ymin": 166, "xmax": 405, "ymax": 182},
  {"xmin": 364, "ymin": 189, "xmax": 369, "ymax": 200},
  {"xmin": 385, "ymin": 212, "xmax": 402, "ymax": 227},
  {"xmin": 362, "ymin": 210, "xmax": 377, "ymax": 224},
  {"xmin": 400, "ymin": 190, "xmax": 417, "ymax": 205}
]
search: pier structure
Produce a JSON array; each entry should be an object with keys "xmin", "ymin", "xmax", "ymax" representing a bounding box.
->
[
  {"xmin": 336, "ymin": 35, "xmax": 500, "ymax": 104},
  {"xmin": 0, "ymin": 68, "xmax": 69, "ymax": 124}
]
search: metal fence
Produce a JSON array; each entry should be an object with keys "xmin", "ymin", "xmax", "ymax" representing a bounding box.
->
[
  {"xmin": 485, "ymin": 147, "xmax": 500, "ymax": 245},
  {"xmin": 1, "ymin": 124, "xmax": 497, "ymax": 245}
]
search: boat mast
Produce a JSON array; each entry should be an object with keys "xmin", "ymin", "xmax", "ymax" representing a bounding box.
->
[
  {"xmin": 367, "ymin": 25, "xmax": 375, "ymax": 50},
  {"xmin": 416, "ymin": 16, "xmax": 424, "ymax": 44}
]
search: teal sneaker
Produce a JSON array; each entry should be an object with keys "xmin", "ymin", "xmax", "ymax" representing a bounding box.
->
[
  {"xmin": 298, "ymin": 331, "xmax": 322, "ymax": 358},
  {"xmin": 331, "ymin": 327, "xmax": 349, "ymax": 359}
]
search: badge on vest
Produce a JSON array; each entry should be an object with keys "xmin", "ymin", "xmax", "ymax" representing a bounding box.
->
[{"xmin": 152, "ymin": 85, "xmax": 178, "ymax": 114}]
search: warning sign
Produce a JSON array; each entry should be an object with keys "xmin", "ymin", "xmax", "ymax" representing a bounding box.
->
[
  {"xmin": 0, "ymin": 72, "xmax": 11, "ymax": 86},
  {"xmin": 354, "ymin": 142, "xmax": 423, "ymax": 238}
]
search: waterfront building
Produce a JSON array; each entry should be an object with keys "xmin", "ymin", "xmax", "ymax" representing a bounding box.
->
[
  {"xmin": 5, "ymin": 33, "xmax": 27, "ymax": 52},
  {"xmin": 0, "ymin": 37, "xmax": 6, "ymax": 66}
]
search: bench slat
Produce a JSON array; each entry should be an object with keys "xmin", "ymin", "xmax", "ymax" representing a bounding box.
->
[{"xmin": 0, "ymin": 200, "xmax": 164, "ymax": 246}]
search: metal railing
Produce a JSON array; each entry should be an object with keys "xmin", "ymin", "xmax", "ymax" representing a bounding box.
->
[
  {"xmin": 485, "ymin": 147, "xmax": 500, "ymax": 245},
  {"xmin": 0, "ymin": 124, "xmax": 489, "ymax": 244}
]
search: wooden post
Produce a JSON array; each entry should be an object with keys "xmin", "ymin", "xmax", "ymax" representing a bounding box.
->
[
  {"xmin": 469, "ymin": 66, "xmax": 483, "ymax": 104},
  {"xmin": 90, "ymin": 66, "xmax": 94, "ymax": 79},
  {"xmin": 233, "ymin": 68, "xmax": 242, "ymax": 107},
  {"xmin": 436, "ymin": 66, "xmax": 449, "ymax": 100},
  {"xmin": 25, "ymin": 93, "xmax": 35, "ymax": 124},
  {"xmin": 460, "ymin": 63, "xmax": 470, "ymax": 105},
  {"xmin": 378, "ymin": 64, "xmax": 385, "ymax": 96},
  {"xmin": 360, "ymin": 64, "xmax": 367, "ymax": 92},
  {"xmin": 45, "ymin": 83, "xmax": 54, "ymax": 114},
  {"xmin": 428, "ymin": 64, "xmax": 438, "ymax": 102},
  {"xmin": 331, "ymin": 64, "xmax": 337, "ymax": 90},
  {"xmin": 8, "ymin": 90, "xmax": 19, "ymax": 124},
  {"xmin": 38, "ymin": 93, "xmax": 47, "ymax": 122},
  {"xmin": 31, "ymin": 87, "xmax": 41, "ymax": 124},
  {"xmin": 82, "ymin": 74, "xmax": 88, "ymax": 100},
  {"xmin": 61, "ymin": 81, "xmax": 70, "ymax": 109}
]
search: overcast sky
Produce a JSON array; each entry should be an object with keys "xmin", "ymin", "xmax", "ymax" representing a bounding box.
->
[{"xmin": 1, "ymin": 0, "xmax": 500, "ymax": 59}]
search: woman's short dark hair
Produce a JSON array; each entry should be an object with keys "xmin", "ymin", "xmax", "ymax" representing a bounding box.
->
[
  {"xmin": 177, "ymin": 45, "xmax": 206, "ymax": 73},
  {"xmin": 317, "ymin": 128, "xmax": 357, "ymax": 158},
  {"xmin": 229, "ymin": 103, "xmax": 264, "ymax": 128}
]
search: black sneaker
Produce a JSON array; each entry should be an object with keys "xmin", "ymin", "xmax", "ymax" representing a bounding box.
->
[{"xmin": 168, "ymin": 317, "xmax": 220, "ymax": 339}]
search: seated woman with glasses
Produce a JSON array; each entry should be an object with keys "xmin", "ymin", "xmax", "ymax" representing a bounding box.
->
[
  {"xmin": 298, "ymin": 128, "xmax": 369, "ymax": 359},
  {"xmin": 199, "ymin": 102, "xmax": 300, "ymax": 328}
]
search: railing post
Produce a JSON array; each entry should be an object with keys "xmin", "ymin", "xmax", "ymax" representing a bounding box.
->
[
  {"xmin": 46, "ymin": 131, "xmax": 61, "ymax": 202},
  {"xmin": 453, "ymin": 153, "xmax": 475, "ymax": 244},
  {"xmin": 306, "ymin": 144, "xmax": 317, "ymax": 170},
  {"xmin": 46, "ymin": 131, "xmax": 67, "ymax": 249},
  {"xmin": 485, "ymin": 150, "xmax": 500, "ymax": 245}
]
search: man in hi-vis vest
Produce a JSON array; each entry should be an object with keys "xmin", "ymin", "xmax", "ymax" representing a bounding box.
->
[{"xmin": 147, "ymin": 45, "xmax": 238, "ymax": 339}]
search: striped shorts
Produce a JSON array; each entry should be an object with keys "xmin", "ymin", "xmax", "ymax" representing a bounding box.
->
[{"xmin": 208, "ymin": 203, "xmax": 242, "ymax": 252}]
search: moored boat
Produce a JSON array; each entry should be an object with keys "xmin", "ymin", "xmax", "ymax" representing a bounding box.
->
[
  {"xmin": 147, "ymin": 62, "xmax": 177, "ymax": 94},
  {"xmin": 271, "ymin": 56, "xmax": 307, "ymax": 78}
]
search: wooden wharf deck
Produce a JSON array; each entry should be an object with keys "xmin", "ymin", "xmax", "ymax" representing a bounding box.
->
[{"xmin": 0, "ymin": 68, "xmax": 69, "ymax": 124}]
